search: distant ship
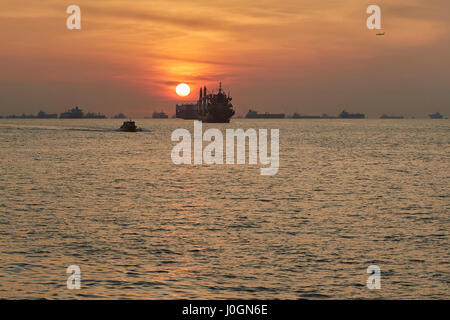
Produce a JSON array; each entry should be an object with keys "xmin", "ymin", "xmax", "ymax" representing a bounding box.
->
[
  {"xmin": 152, "ymin": 112, "xmax": 168, "ymax": 119},
  {"xmin": 246, "ymin": 109, "xmax": 285, "ymax": 119},
  {"xmin": 37, "ymin": 111, "xmax": 57, "ymax": 119},
  {"xmin": 198, "ymin": 83, "xmax": 235, "ymax": 123},
  {"xmin": 429, "ymin": 112, "xmax": 443, "ymax": 119},
  {"xmin": 321, "ymin": 114, "xmax": 338, "ymax": 119},
  {"xmin": 60, "ymin": 106, "xmax": 84, "ymax": 119},
  {"xmin": 339, "ymin": 110, "xmax": 365, "ymax": 119},
  {"xmin": 176, "ymin": 103, "xmax": 198, "ymax": 120},
  {"xmin": 292, "ymin": 113, "xmax": 320, "ymax": 119},
  {"xmin": 85, "ymin": 112, "xmax": 106, "ymax": 119},
  {"xmin": 380, "ymin": 114, "xmax": 404, "ymax": 119}
]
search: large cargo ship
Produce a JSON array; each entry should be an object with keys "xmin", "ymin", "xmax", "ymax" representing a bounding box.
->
[
  {"xmin": 176, "ymin": 103, "xmax": 198, "ymax": 120},
  {"xmin": 60, "ymin": 106, "xmax": 84, "ymax": 119},
  {"xmin": 339, "ymin": 110, "xmax": 365, "ymax": 119},
  {"xmin": 246, "ymin": 109, "xmax": 285, "ymax": 119},
  {"xmin": 198, "ymin": 83, "xmax": 235, "ymax": 123}
]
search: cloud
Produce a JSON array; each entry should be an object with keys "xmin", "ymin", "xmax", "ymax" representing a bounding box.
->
[{"xmin": 1, "ymin": 0, "xmax": 449, "ymax": 116}]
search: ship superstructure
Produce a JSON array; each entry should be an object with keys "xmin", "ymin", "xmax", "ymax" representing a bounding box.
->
[{"xmin": 197, "ymin": 83, "xmax": 235, "ymax": 123}]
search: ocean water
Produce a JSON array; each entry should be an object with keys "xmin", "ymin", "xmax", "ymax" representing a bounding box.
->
[{"xmin": 0, "ymin": 118, "xmax": 448, "ymax": 299}]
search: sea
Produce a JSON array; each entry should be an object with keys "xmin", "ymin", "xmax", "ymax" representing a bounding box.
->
[{"xmin": 0, "ymin": 118, "xmax": 448, "ymax": 299}]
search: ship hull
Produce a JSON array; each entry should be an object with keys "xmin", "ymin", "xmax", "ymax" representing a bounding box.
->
[
  {"xmin": 246, "ymin": 114, "xmax": 285, "ymax": 119},
  {"xmin": 119, "ymin": 127, "xmax": 137, "ymax": 132},
  {"xmin": 246, "ymin": 110, "xmax": 285, "ymax": 119},
  {"xmin": 340, "ymin": 115, "xmax": 365, "ymax": 119},
  {"xmin": 380, "ymin": 116, "xmax": 404, "ymax": 119},
  {"xmin": 200, "ymin": 118, "xmax": 231, "ymax": 123},
  {"xmin": 339, "ymin": 110, "xmax": 365, "ymax": 119},
  {"xmin": 179, "ymin": 115, "xmax": 199, "ymax": 120},
  {"xmin": 199, "ymin": 109, "xmax": 234, "ymax": 123},
  {"xmin": 292, "ymin": 116, "xmax": 320, "ymax": 119},
  {"xmin": 60, "ymin": 114, "xmax": 84, "ymax": 119}
]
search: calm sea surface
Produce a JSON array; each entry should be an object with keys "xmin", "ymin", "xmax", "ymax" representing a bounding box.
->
[{"xmin": 0, "ymin": 118, "xmax": 448, "ymax": 299}]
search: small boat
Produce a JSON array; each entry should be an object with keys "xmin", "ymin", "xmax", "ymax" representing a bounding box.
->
[{"xmin": 119, "ymin": 120, "xmax": 138, "ymax": 132}]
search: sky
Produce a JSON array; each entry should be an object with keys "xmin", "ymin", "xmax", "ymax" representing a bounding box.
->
[{"xmin": 1, "ymin": 0, "xmax": 449, "ymax": 117}]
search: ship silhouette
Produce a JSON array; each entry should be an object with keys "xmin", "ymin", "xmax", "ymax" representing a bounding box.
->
[
  {"xmin": 429, "ymin": 112, "xmax": 443, "ymax": 119},
  {"xmin": 246, "ymin": 110, "xmax": 285, "ymax": 119},
  {"xmin": 292, "ymin": 112, "xmax": 320, "ymax": 119},
  {"xmin": 60, "ymin": 106, "xmax": 84, "ymax": 119},
  {"xmin": 339, "ymin": 110, "xmax": 365, "ymax": 119},
  {"xmin": 176, "ymin": 103, "xmax": 198, "ymax": 120},
  {"xmin": 380, "ymin": 114, "xmax": 404, "ymax": 119},
  {"xmin": 152, "ymin": 112, "xmax": 168, "ymax": 119},
  {"xmin": 197, "ymin": 83, "xmax": 235, "ymax": 123}
]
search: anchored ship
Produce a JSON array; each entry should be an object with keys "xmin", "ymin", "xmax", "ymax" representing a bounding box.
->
[
  {"xmin": 152, "ymin": 112, "xmax": 169, "ymax": 119},
  {"xmin": 176, "ymin": 103, "xmax": 198, "ymax": 120},
  {"xmin": 197, "ymin": 83, "xmax": 235, "ymax": 123},
  {"xmin": 246, "ymin": 110, "xmax": 285, "ymax": 119},
  {"xmin": 113, "ymin": 113, "xmax": 127, "ymax": 119},
  {"xmin": 380, "ymin": 114, "xmax": 404, "ymax": 119},
  {"xmin": 37, "ymin": 111, "xmax": 58, "ymax": 119},
  {"xmin": 60, "ymin": 106, "xmax": 84, "ymax": 119},
  {"xmin": 85, "ymin": 112, "xmax": 106, "ymax": 119},
  {"xmin": 292, "ymin": 113, "xmax": 320, "ymax": 119},
  {"xmin": 339, "ymin": 110, "xmax": 365, "ymax": 119},
  {"xmin": 429, "ymin": 112, "xmax": 443, "ymax": 119},
  {"xmin": 321, "ymin": 114, "xmax": 338, "ymax": 119}
]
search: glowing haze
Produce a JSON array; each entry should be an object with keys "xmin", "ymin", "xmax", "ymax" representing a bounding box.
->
[{"xmin": 1, "ymin": 0, "xmax": 449, "ymax": 117}]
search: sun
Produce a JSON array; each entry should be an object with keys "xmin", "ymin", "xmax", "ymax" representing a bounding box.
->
[{"xmin": 176, "ymin": 83, "xmax": 191, "ymax": 97}]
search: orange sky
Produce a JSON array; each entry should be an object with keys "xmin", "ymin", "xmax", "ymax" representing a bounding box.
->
[{"xmin": 1, "ymin": 0, "xmax": 449, "ymax": 117}]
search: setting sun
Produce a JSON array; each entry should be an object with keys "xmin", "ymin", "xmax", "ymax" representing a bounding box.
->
[{"xmin": 176, "ymin": 83, "xmax": 191, "ymax": 97}]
